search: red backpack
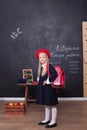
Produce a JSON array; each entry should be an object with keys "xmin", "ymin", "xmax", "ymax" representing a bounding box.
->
[{"xmin": 48, "ymin": 65, "xmax": 66, "ymax": 88}]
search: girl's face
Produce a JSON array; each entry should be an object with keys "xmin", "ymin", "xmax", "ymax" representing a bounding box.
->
[{"xmin": 39, "ymin": 53, "xmax": 48, "ymax": 64}]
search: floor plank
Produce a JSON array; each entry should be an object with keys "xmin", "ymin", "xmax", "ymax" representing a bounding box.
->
[{"xmin": 0, "ymin": 100, "xmax": 87, "ymax": 130}]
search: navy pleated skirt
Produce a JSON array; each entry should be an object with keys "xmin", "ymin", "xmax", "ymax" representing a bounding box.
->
[{"xmin": 36, "ymin": 84, "xmax": 58, "ymax": 106}]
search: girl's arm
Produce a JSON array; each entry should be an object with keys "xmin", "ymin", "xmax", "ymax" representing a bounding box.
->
[
  {"xmin": 48, "ymin": 64, "xmax": 58, "ymax": 82},
  {"xmin": 43, "ymin": 64, "xmax": 57, "ymax": 85}
]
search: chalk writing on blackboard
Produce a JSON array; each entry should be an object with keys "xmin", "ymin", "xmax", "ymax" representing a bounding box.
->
[
  {"xmin": 65, "ymin": 52, "xmax": 80, "ymax": 60},
  {"xmin": 51, "ymin": 44, "xmax": 80, "ymax": 74},
  {"xmin": 10, "ymin": 27, "xmax": 22, "ymax": 40},
  {"xmin": 51, "ymin": 44, "xmax": 80, "ymax": 61},
  {"xmin": 69, "ymin": 60, "xmax": 79, "ymax": 74}
]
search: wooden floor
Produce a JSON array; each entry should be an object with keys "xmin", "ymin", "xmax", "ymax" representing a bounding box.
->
[{"xmin": 0, "ymin": 100, "xmax": 87, "ymax": 130}]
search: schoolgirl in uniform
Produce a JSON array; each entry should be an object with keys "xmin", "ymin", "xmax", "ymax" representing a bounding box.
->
[{"xmin": 35, "ymin": 48, "xmax": 58, "ymax": 128}]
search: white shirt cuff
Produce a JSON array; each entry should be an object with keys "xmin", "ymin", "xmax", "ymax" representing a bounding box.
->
[
  {"xmin": 37, "ymin": 76, "xmax": 39, "ymax": 82},
  {"xmin": 46, "ymin": 78, "xmax": 51, "ymax": 84}
]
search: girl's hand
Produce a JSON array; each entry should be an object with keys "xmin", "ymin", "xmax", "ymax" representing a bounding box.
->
[
  {"xmin": 43, "ymin": 78, "xmax": 51, "ymax": 85},
  {"xmin": 43, "ymin": 81, "xmax": 47, "ymax": 85}
]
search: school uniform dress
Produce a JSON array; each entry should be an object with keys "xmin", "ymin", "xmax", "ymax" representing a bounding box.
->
[{"xmin": 36, "ymin": 64, "xmax": 58, "ymax": 106}]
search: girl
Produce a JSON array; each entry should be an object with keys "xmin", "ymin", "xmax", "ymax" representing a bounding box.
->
[{"xmin": 35, "ymin": 48, "xmax": 58, "ymax": 128}]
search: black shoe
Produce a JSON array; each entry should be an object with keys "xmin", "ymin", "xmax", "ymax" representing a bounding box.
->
[
  {"xmin": 45, "ymin": 123, "xmax": 57, "ymax": 128},
  {"xmin": 38, "ymin": 121, "xmax": 50, "ymax": 125}
]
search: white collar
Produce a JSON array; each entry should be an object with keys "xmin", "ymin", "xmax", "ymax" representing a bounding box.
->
[{"xmin": 41, "ymin": 64, "xmax": 45, "ymax": 68}]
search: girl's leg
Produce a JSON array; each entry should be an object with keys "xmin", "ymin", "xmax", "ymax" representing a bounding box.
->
[
  {"xmin": 48, "ymin": 106, "xmax": 57, "ymax": 125},
  {"xmin": 41, "ymin": 105, "xmax": 50, "ymax": 123}
]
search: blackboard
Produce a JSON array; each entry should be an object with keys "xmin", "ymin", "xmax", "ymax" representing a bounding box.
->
[{"xmin": 0, "ymin": 0, "xmax": 87, "ymax": 97}]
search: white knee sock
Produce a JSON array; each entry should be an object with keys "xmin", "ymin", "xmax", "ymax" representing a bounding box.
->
[
  {"xmin": 48, "ymin": 107, "xmax": 57, "ymax": 125},
  {"xmin": 41, "ymin": 106, "xmax": 50, "ymax": 123}
]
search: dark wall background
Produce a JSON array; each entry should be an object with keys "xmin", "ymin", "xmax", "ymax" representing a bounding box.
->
[{"xmin": 0, "ymin": 0, "xmax": 87, "ymax": 97}]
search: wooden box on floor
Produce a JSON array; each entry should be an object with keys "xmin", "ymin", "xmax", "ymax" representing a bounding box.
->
[{"xmin": 5, "ymin": 102, "xmax": 25, "ymax": 115}]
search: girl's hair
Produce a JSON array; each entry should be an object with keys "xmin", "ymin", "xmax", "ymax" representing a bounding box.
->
[{"xmin": 38, "ymin": 56, "xmax": 49, "ymax": 76}]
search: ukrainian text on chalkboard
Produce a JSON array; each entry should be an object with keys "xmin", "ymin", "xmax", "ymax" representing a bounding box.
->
[{"xmin": 51, "ymin": 44, "xmax": 80, "ymax": 74}]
